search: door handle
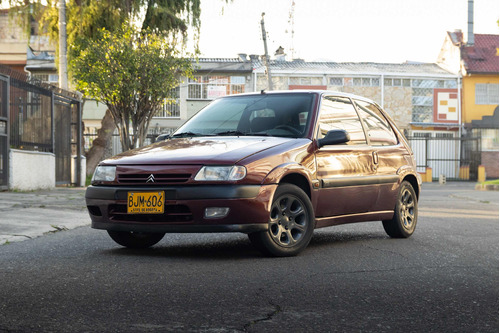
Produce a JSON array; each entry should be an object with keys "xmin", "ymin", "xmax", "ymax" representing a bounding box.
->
[{"xmin": 372, "ymin": 151, "xmax": 379, "ymax": 165}]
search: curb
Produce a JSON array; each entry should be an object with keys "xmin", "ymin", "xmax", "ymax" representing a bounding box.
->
[{"xmin": 475, "ymin": 184, "xmax": 500, "ymax": 191}]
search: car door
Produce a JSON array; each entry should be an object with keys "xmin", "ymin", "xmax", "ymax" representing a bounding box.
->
[
  {"xmin": 314, "ymin": 95, "xmax": 378, "ymax": 217},
  {"xmin": 353, "ymin": 99, "xmax": 404, "ymax": 212}
]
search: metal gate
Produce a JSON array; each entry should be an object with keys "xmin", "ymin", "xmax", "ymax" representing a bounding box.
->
[
  {"xmin": 0, "ymin": 74, "xmax": 8, "ymax": 190},
  {"xmin": 54, "ymin": 95, "xmax": 81, "ymax": 185},
  {"xmin": 408, "ymin": 136, "xmax": 481, "ymax": 181}
]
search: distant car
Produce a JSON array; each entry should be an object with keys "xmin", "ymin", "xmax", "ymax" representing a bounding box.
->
[{"xmin": 86, "ymin": 90, "xmax": 421, "ymax": 256}]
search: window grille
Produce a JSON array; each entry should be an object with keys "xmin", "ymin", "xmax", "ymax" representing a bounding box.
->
[
  {"xmin": 330, "ymin": 77, "xmax": 379, "ymax": 87},
  {"xmin": 476, "ymin": 84, "xmax": 499, "ymax": 105},
  {"xmin": 329, "ymin": 77, "xmax": 343, "ymax": 86},
  {"xmin": 410, "ymin": 79, "xmax": 457, "ymax": 123},
  {"xmin": 188, "ymin": 75, "xmax": 245, "ymax": 100},
  {"xmin": 155, "ymin": 86, "xmax": 180, "ymax": 118}
]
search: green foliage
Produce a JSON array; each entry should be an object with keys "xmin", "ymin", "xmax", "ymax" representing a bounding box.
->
[
  {"xmin": 5, "ymin": 0, "xmax": 202, "ymax": 65},
  {"xmin": 5, "ymin": 0, "xmax": 202, "ymax": 152},
  {"xmin": 71, "ymin": 25, "xmax": 193, "ymax": 151}
]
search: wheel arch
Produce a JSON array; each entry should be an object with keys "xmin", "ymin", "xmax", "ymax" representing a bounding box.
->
[
  {"xmin": 403, "ymin": 174, "xmax": 420, "ymax": 199},
  {"xmin": 278, "ymin": 173, "xmax": 312, "ymax": 199},
  {"xmin": 262, "ymin": 163, "xmax": 314, "ymax": 200}
]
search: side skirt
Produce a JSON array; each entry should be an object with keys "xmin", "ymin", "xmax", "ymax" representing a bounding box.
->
[{"xmin": 315, "ymin": 210, "xmax": 394, "ymax": 229}]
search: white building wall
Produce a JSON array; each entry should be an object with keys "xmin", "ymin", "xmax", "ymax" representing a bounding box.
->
[{"xmin": 9, "ymin": 149, "xmax": 55, "ymax": 190}]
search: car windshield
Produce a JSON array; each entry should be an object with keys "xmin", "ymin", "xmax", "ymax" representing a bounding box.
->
[{"xmin": 173, "ymin": 93, "xmax": 315, "ymax": 138}]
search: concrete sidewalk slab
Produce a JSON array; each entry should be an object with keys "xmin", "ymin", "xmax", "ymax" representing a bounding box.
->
[{"xmin": 0, "ymin": 187, "xmax": 89, "ymax": 244}]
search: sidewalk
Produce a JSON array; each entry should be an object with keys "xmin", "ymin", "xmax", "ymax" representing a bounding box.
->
[
  {"xmin": 0, "ymin": 187, "xmax": 89, "ymax": 244},
  {"xmin": 0, "ymin": 181, "xmax": 497, "ymax": 245}
]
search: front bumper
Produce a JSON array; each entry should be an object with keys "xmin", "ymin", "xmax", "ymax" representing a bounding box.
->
[{"xmin": 85, "ymin": 184, "xmax": 277, "ymax": 234}]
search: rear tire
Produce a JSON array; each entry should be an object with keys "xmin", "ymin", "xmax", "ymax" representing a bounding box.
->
[
  {"xmin": 248, "ymin": 184, "xmax": 314, "ymax": 257},
  {"xmin": 107, "ymin": 230, "xmax": 165, "ymax": 249},
  {"xmin": 383, "ymin": 181, "xmax": 418, "ymax": 238}
]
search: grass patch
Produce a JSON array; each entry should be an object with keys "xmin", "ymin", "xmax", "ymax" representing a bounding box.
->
[
  {"xmin": 85, "ymin": 174, "xmax": 93, "ymax": 187},
  {"xmin": 481, "ymin": 179, "xmax": 499, "ymax": 185}
]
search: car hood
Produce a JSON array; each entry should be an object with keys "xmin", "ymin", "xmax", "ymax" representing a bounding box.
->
[{"xmin": 103, "ymin": 136, "xmax": 296, "ymax": 165}]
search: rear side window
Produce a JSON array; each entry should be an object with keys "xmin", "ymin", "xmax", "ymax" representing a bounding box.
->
[
  {"xmin": 354, "ymin": 100, "xmax": 398, "ymax": 146},
  {"xmin": 318, "ymin": 96, "xmax": 367, "ymax": 145}
]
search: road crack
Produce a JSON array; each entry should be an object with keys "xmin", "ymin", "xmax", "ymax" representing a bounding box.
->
[{"xmin": 242, "ymin": 302, "xmax": 282, "ymax": 332}]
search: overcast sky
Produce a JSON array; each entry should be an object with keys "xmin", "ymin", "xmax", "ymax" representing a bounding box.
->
[{"xmin": 194, "ymin": 0, "xmax": 499, "ymax": 63}]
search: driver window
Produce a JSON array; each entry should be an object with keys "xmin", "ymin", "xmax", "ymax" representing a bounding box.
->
[{"xmin": 318, "ymin": 96, "xmax": 367, "ymax": 145}]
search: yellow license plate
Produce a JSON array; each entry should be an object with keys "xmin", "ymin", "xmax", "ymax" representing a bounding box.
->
[{"xmin": 127, "ymin": 191, "xmax": 165, "ymax": 214}]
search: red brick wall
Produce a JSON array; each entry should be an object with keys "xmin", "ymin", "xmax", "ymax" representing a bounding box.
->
[{"xmin": 482, "ymin": 151, "xmax": 499, "ymax": 179}]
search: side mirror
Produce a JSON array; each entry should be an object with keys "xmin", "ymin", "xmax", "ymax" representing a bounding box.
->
[{"xmin": 318, "ymin": 130, "xmax": 350, "ymax": 147}]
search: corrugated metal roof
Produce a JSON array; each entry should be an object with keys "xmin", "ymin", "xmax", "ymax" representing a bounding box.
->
[
  {"xmin": 191, "ymin": 58, "xmax": 253, "ymax": 73},
  {"xmin": 188, "ymin": 57, "xmax": 456, "ymax": 77},
  {"xmin": 252, "ymin": 60, "xmax": 455, "ymax": 77}
]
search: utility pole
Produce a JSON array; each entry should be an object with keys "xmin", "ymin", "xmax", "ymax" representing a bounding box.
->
[
  {"xmin": 288, "ymin": 0, "xmax": 295, "ymax": 59},
  {"xmin": 260, "ymin": 13, "xmax": 273, "ymax": 91},
  {"xmin": 58, "ymin": 0, "xmax": 68, "ymax": 90}
]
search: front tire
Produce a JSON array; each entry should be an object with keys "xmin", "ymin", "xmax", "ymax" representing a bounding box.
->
[
  {"xmin": 248, "ymin": 184, "xmax": 315, "ymax": 257},
  {"xmin": 107, "ymin": 230, "xmax": 165, "ymax": 249},
  {"xmin": 382, "ymin": 181, "xmax": 418, "ymax": 238}
]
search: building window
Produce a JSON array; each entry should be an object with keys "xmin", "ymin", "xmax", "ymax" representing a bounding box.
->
[
  {"xmin": 32, "ymin": 74, "xmax": 58, "ymax": 84},
  {"xmin": 188, "ymin": 75, "xmax": 245, "ymax": 100},
  {"xmin": 472, "ymin": 128, "xmax": 499, "ymax": 151},
  {"xmin": 289, "ymin": 77, "xmax": 323, "ymax": 86},
  {"xmin": 411, "ymin": 79, "xmax": 457, "ymax": 123},
  {"xmin": 331, "ymin": 77, "xmax": 379, "ymax": 87},
  {"xmin": 476, "ymin": 84, "xmax": 499, "ymax": 105},
  {"xmin": 155, "ymin": 86, "xmax": 180, "ymax": 118},
  {"xmin": 329, "ymin": 77, "xmax": 343, "ymax": 86}
]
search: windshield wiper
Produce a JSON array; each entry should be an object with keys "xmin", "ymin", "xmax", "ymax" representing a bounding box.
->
[
  {"xmin": 171, "ymin": 132, "xmax": 214, "ymax": 138},
  {"xmin": 214, "ymin": 130, "xmax": 272, "ymax": 137},
  {"xmin": 214, "ymin": 130, "xmax": 248, "ymax": 136}
]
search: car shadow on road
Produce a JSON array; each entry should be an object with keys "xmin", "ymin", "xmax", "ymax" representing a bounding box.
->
[
  {"xmin": 97, "ymin": 229, "xmax": 389, "ymax": 260},
  {"xmin": 100, "ymin": 236, "xmax": 261, "ymax": 260}
]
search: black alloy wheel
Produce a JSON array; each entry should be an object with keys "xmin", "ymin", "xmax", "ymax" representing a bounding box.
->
[
  {"xmin": 382, "ymin": 180, "xmax": 418, "ymax": 238},
  {"xmin": 248, "ymin": 183, "xmax": 315, "ymax": 257}
]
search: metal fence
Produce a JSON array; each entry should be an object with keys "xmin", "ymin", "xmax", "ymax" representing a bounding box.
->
[
  {"xmin": 0, "ymin": 64, "xmax": 83, "ymax": 186},
  {"xmin": 0, "ymin": 75, "xmax": 8, "ymax": 190},
  {"xmin": 83, "ymin": 132, "xmax": 160, "ymax": 158},
  {"xmin": 408, "ymin": 135, "xmax": 481, "ymax": 181}
]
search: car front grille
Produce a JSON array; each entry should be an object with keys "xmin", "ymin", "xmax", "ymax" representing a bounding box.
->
[{"xmin": 118, "ymin": 173, "xmax": 191, "ymax": 184}]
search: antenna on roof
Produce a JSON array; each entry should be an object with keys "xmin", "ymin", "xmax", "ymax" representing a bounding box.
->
[{"xmin": 261, "ymin": 89, "xmax": 266, "ymax": 94}]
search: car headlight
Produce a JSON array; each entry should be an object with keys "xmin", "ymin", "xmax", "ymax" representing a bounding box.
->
[
  {"xmin": 91, "ymin": 165, "xmax": 116, "ymax": 183},
  {"xmin": 194, "ymin": 166, "xmax": 246, "ymax": 181}
]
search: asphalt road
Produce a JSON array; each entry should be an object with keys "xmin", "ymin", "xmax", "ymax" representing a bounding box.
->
[{"xmin": 0, "ymin": 183, "xmax": 498, "ymax": 332}]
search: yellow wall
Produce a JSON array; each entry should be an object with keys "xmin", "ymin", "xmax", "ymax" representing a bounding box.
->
[{"xmin": 462, "ymin": 74, "xmax": 499, "ymax": 123}]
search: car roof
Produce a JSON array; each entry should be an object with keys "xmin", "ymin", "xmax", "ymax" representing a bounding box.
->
[{"xmin": 220, "ymin": 90, "xmax": 377, "ymax": 105}]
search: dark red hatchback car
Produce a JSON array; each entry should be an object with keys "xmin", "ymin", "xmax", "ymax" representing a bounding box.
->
[{"xmin": 86, "ymin": 91, "xmax": 421, "ymax": 256}]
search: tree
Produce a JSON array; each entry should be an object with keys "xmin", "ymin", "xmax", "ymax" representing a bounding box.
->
[
  {"xmin": 4, "ymin": 0, "xmax": 201, "ymax": 50},
  {"xmin": 4, "ymin": 0, "xmax": 202, "ymax": 173},
  {"xmin": 71, "ymin": 25, "xmax": 193, "ymax": 151}
]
